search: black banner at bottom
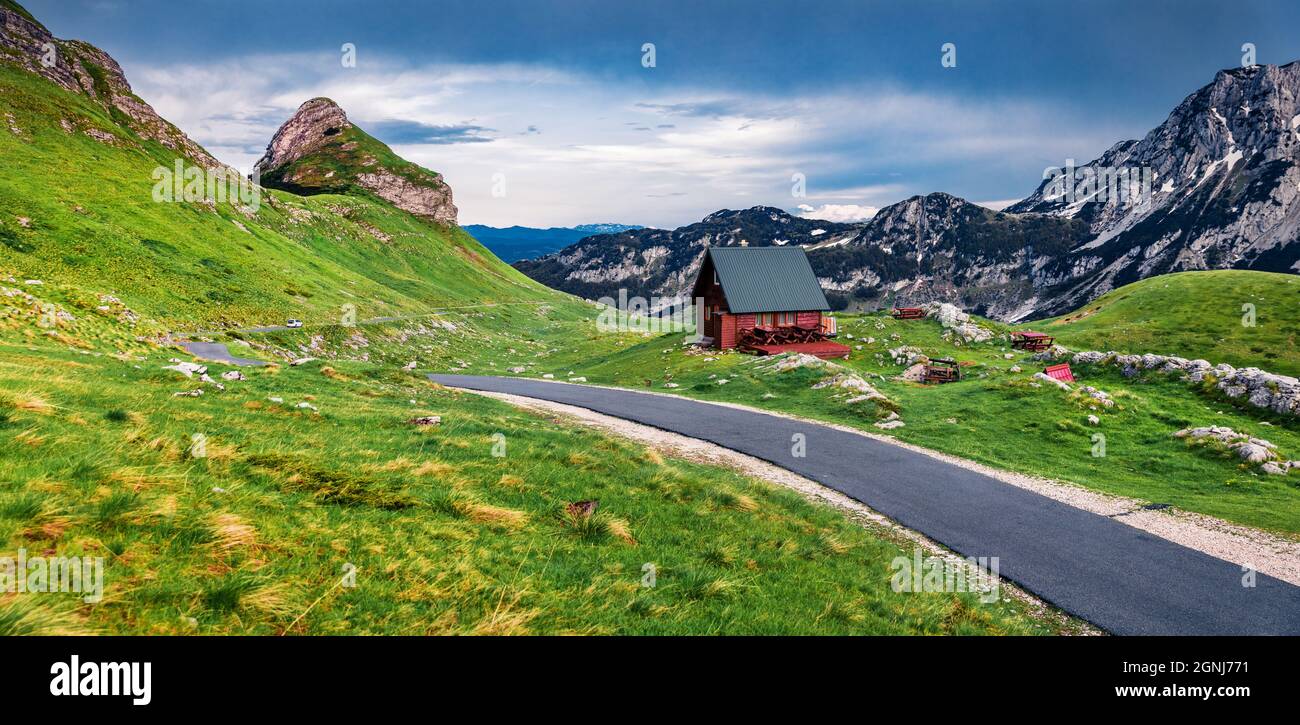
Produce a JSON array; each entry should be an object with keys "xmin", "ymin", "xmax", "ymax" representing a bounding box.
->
[{"xmin": 1, "ymin": 635, "xmax": 1287, "ymax": 713}]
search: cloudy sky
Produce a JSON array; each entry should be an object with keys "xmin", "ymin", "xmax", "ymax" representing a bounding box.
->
[{"xmin": 24, "ymin": 0, "xmax": 1300, "ymax": 228}]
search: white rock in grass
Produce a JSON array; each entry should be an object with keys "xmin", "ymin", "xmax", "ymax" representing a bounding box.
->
[
  {"xmin": 1087, "ymin": 415, "xmax": 1100, "ymax": 425},
  {"xmin": 874, "ymin": 419, "xmax": 905, "ymax": 430},
  {"xmin": 295, "ymin": 401, "xmax": 318, "ymax": 411},
  {"xmin": 1032, "ymin": 372, "xmax": 1072, "ymax": 391},
  {"xmin": 221, "ymin": 370, "xmax": 245, "ymax": 381},
  {"xmin": 268, "ymin": 396, "xmax": 284, "ymax": 403},
  {"xmin": 164, "ymin": 361, "xmax": 207, "ymax": 378},
  {"xmin": 568, "ymin": 377, "xmax": 587, "ymax": 383},
  {"xmin": 542, "ymin": 373, "xmax": 554, "ymax": 379},
  {"xmin": 1236, "ymin": 443, "xmax": 1271, "ymax": 463}
]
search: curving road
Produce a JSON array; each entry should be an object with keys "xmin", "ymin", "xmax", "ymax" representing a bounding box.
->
[
  {"xmin": 178, "ymin": 341, "xmax": 268, "ymax": 367},
  {"xmin": 431, "ymin": 374, "xmax": 1300, "ymax": 635}
]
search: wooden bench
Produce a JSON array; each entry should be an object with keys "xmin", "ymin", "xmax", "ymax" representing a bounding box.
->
[
  {"xmin": 923, "ymin": 358, "xmax": 962, "ymax": 384},
  {"xmin": 1011, "ymin": 331, "xmax": 1055, "ymax": 352},
  {"xmin": 891, "ymin": 307, "xmax": 925, "ymax": 320}
]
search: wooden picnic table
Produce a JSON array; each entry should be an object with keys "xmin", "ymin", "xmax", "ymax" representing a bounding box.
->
[
  {"xmin": 892, "ymin": 307, "xmax": 925, "ymax": 320},
  {"xmin": 1011, "ymin": 331, "xmax": 1055, "ymax": 351}
]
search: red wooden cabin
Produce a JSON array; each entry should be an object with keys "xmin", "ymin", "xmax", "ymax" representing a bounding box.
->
[{"xmin": 692, "ymin": 246, "xmax": 850, "ymax": 359}]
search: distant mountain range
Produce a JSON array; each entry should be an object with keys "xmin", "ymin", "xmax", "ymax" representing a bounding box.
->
[
  {"xmin": 512, "ymin": 208, "xmax": 857, "ymax": 301},
  {"xmin": 465, "ymin": 223, "xmax": 642, "ymax": 262},
  {"xmin": 513, "ymin": 62, "xmax": 1300, "ymax": 321}
]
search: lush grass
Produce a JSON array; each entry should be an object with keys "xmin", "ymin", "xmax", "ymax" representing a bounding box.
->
[
  {"xmin": 0, "ymin": 339, "xmax": 1072, "ymax": 635},
  {"xmin": 1036, "ymin": 271, "xmax": 1300, "ymax": 376}
]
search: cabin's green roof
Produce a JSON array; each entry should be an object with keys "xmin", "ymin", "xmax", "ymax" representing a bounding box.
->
[{"xmin": 705, "ymin": 246, "xmax": 830, "ymax": 314}]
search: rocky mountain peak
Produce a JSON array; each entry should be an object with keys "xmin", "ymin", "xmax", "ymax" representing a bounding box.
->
[
  {"xmin": 254, "ymin": 98, "xmax": 457, "ymax": 224},
  {"xmin": 255, "ymin": 97, "xmax": 352, "ymax": 174}
]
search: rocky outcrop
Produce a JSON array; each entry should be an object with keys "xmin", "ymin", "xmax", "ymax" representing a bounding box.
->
[
  {"xmin": 355, "ymin": 169, "xmax": 457, "ymax": 224},
  {"xmin": 1175, "ymin": 426, "xmax": 1299, "ymax": 474},
  {"xmin": 1009, "ymin": 62, "xmax": 1300, "ymax": 313},
  {"xmin": 255, "ymin": 98, "xmax": 352, "ymax": 173},
  {"xmin": 255, "ymin": 98, "xmax": 457, "ymax": 224},
  {"xmin": 0, "ymin": 4, "xmax": 218, "ymax": 167},
  {"xmin": 1055, "ymin": 348, "xmax": 1300, "ymax": 417},
  {"xmin": 922, "ymin": 301, "xmax": 994, "ymax": 343}
]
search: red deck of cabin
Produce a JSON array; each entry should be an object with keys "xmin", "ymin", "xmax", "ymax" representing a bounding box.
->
[{"xmin": 691, "ymin": 246, "xmax": 850, "ymax": 359}]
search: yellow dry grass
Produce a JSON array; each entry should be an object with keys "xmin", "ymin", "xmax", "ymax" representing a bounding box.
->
[{"xmin": 209, "ymin": 513, "xmax": 257, "ymax": 552}]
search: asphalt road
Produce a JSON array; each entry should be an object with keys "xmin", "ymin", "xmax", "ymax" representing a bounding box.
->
[
  {"xmin": 178, "ymin": 341, "xmax": 268, "ymax": 367},
  {"xmin": 431, "ymin": 374, "xmax": 1300, "ymax": 635}
]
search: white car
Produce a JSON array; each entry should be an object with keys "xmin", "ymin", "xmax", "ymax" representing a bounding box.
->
[{"xmin": 285, "ymin": 319, "xmax": 304, "ymax": 329}]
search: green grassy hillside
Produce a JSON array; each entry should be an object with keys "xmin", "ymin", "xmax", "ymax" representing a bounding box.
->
[
  {"xmin": 0, "ymin": 60, "xmax": 562, "ymax": 335},
  {"xmin": 0, "ymin": 337, "xmax": 1080, "ymax": 635},
  {"xmin": 1035, "ymin": 271, "xmax": 1300, "ymax": 376}
]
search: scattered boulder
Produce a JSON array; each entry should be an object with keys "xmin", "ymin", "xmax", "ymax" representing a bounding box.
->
[
  {"xmin": 1070, "ymin": 350, "xmax": 1300, "ymax": 417},
  {"xmin": 408, "ymin": 416, "xmax": 441, "ymax": 426},
  {"xmin": 1032, "ymin": 371, "xmax": 1072, "ymax": 391},
  {"xmin": 1173, "ymin": 426, "xmax": 1297, "ymax": 474},
  {"xmin": 220, "ymin": 370, "xmax": 245, "ymax": 381},
  {"xmin": 922, "ymin": 302, "xmax": 993, "ymax": 343},
  {"xmin": 568, "ymin": 377, "xmax": 587, "ymax": 383},
  {"xmin": 164, "ymin": 361, "xmax": 207, "ymax": 378},
  {"xmin": 1087, "ymin": 415, "xmax": 1100, "ymax": 426},
  {"xmin": 812, "ymin": 373, "xmax": 888, "ymax": 402},
  {"xmin": 758, "ymin": 352, "xmax": 836, "ymax": 373},
  {"xmin": 888, "ymin": 346, "xmax": 925, "ymax": 365}
]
